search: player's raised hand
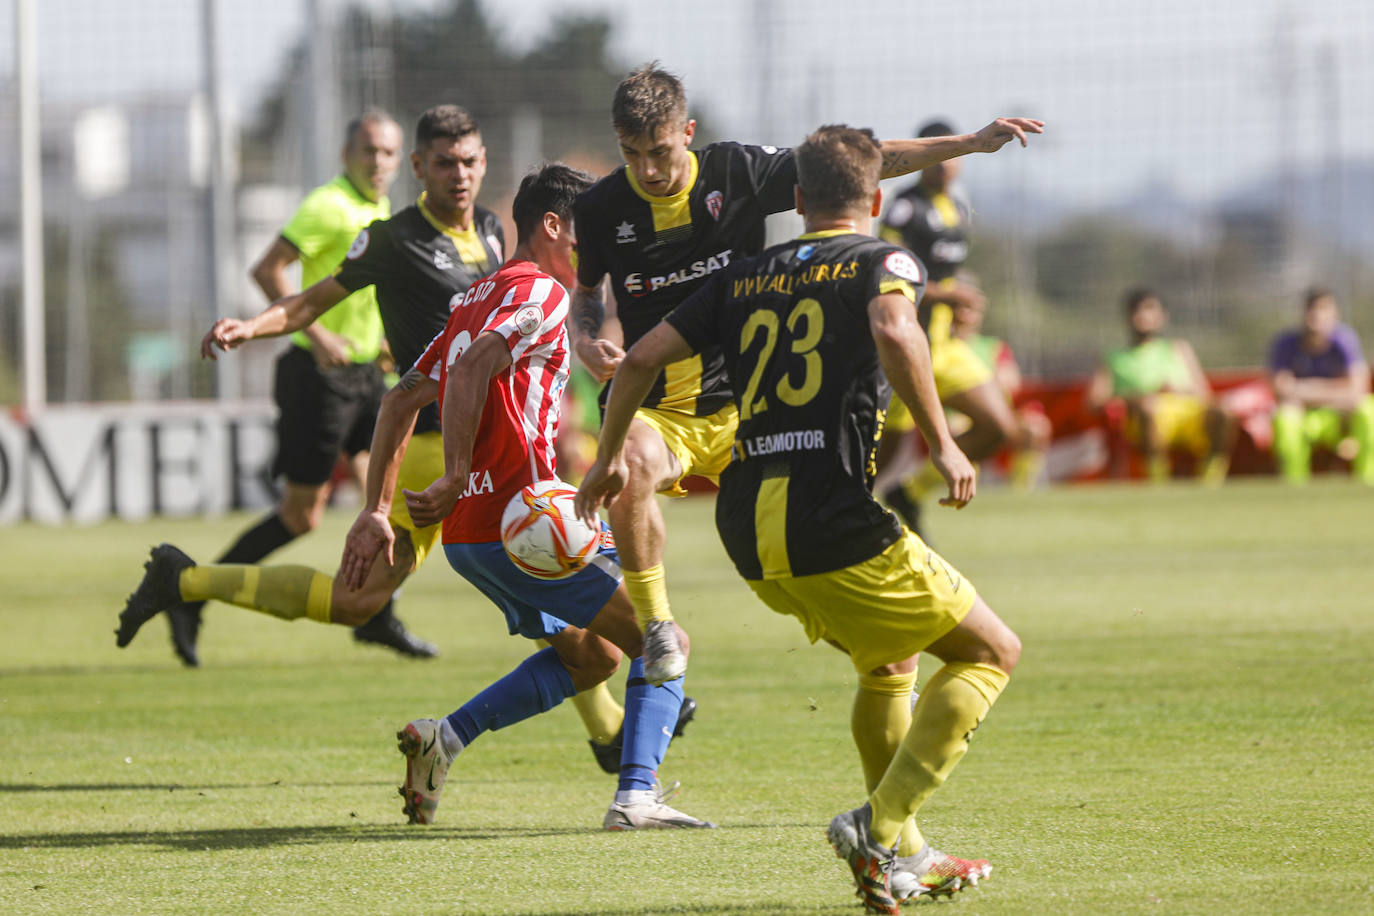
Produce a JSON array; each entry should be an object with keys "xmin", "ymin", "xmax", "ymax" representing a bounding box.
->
[
  {"xmin": 575, "ymin": 337, "xmax": 626, "ymax": 383},
  {"xmin": 574, "ymin": 454, "xmax": 628, "ymax": 527},
  {"xmin": 200, "ymin": 319, "xmax": 250, "ymax": 360},
  {"xmin": 970, "ymin": 117, "xmax": 1045, "ymax": 153},
  {"xmin": 930, "ymin": 442, "xmax": 978, "ymax": 509},
  {"xmin": 404, "ymin": 477, "xmax": 462, "ymax": 529},
  {"xmin": 341, "ymin": 509, "xmax": 394, "ymax": 590}
]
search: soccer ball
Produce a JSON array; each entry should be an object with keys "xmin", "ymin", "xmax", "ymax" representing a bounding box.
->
[{"xmin": 500, "ymin": 480, "xmax": 602, "ymax": 580}]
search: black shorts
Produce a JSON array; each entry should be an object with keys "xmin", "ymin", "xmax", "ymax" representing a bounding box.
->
[{"xmin": 272, "ymin": 345, "xmax": 385, "ymax": 486}]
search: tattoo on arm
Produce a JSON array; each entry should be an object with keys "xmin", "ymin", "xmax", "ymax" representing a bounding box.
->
[
  {"xmin": 880, "ymin": 149, "xmax": 921, "ymax": 180},
  {"xmin": 394, "ymin": 368, "xmax": 425, "ymax": 392},
  {"xmin": 571, "ymin": 286, "xmax": 606, "ymax": 339}
]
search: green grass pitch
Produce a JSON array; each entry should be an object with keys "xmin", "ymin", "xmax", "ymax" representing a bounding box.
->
[{"xmin": 2, "ymin": 480, "xmax": 1372, "ymax": 914}]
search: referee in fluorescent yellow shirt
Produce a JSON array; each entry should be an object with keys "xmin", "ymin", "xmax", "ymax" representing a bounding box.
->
[{"xmin": 167, "ymin": 110, "xmax": 438, "ymax": 664}]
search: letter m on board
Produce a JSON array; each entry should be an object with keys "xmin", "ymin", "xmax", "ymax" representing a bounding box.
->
[{"xmin": 24, "ymin": 424, "xmax": 119, "ymax": 519}]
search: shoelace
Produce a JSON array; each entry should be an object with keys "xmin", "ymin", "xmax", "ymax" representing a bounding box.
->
[
  {"xmin": 653, "ymin": 779, "xmax": 681, "ymax": 805},
  {"xmin": 882, "ymin": 836, "xmax": 900, "ymax": 885}
]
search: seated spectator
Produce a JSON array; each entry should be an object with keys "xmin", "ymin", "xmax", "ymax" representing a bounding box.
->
[
  {"xmin": 949, "ymin": 293, "xmax": 1051, "ymax": 489},
  {"xmin": 1087, "ymin": 288, "xmax": 1235, "ymax": 484},
  {"xmin": 1268, "ymin": 287, "xmax": 1374, "ymax": 485}
]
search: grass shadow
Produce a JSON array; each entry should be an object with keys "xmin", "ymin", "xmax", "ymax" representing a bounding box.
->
[
  {"xmin": 0, "ymin": 781, "xmax": 392, "ymax": 793},
  {"xmin": 502, "ymin": 905, "xmax": 858, "ymax": 915},
  {"xmin": 0, "ymin": 822, "xmax": 595, "ymax": 852}
]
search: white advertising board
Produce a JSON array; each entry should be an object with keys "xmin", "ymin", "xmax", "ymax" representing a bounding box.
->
[{"xmin": 0, "ymin": 402, "xmax": 278, "ymax": 525}]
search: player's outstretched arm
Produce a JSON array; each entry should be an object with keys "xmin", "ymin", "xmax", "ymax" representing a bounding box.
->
[
  {"xmin": 199, "ymin": 277, "xmax": 350, "ymax": 360},
  {"xmin": 340, "ymin": 369, "xmax": 435, "ymax": 590},
  {"xmin": 868, "ymin": 292, "xmax": 976, "ymax": 507},
  {"xmin": 570, "ymin": 283, "xmax": 625, "ymax": 382},
  {"xmin": 404, "ymin": 332, "xmax": 513, "ymax": 529},
  {"xmin": 575, "ymin": 322, "xmax": 693, "ymax": 526},
  {"xmin": 251, "ymin": 236, "xmax": 353, "ymax": 369},
  {"xmin": 878, "ymin": 117, "xmax": 1044, "ymax": 179}
]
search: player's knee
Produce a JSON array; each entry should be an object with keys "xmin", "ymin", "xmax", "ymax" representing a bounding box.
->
[
  {"xmin": 329, "ymin": 589, "xmax": 388, "ymax": 626},
  {"xmin": 989, "ymin": 407, "xmax": 1019, "ymax": 447},
  {"xmin": 566, "ymin": 636, "xmax": 623, "ymax": 685},
  {"xmin": 620, "ymin": 445, "xmax": 665, "ymax": 495},
  {"xmin": 991, "ymin": 627, "xmax": 1022, "ymax": 674},
  {"xmin": 278, "ymin": 502, "xmax": 323, "ymax": 535}
]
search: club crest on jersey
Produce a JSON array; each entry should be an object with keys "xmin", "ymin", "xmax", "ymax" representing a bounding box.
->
[
  {"xmin": 434, "ymin": 248, "xmax": 454, "ymax": 270},
  {"xmin": 346, "ymin": 230, "xmax": 369, "ymax": 259},
  {"xmin": 797, "ymin": 244, "xmax": 816, "ymax": 261},
  {"xmin": 616, "ymin": 221, "xmax": 636, "ymax": 244},
  {"xmin": 884, "ymin": 251, "xmax": 925, "ymax": 284},
  {"xmin": 705, "ymin": 190, "xmax": 723, "ymax": 221},
  {"xmin": 514, "ymin": 305, "xmax": 543, "ymax": 336}
]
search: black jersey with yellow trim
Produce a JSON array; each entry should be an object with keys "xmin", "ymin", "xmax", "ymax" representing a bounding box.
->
[
  {"xmin": 665, "ymin": 230, "xmax": 928, "ymax": 580},
  {"xmin": 878, "ymin": 184, "xmax": 970, "ymax": 284},
  {"xmin": 334, "ymin": 199, "xmax": 505, "ymax": 433},
  {"xmin": 575, "ymin": 141, "xmax": 797, "ymax": 416},
  {"xmin": 878, "ymin": 184, "xmax": 970, "ymax": 337}
]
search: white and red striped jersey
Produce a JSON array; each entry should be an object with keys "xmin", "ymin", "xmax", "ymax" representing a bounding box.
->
[{"xmin": 412, "ymin": 258, "xmax": 570, "ymax": 544}]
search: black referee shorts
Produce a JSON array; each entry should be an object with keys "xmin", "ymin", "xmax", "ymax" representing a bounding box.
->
[{"xmin": 272, "ymin": 345, "xmax": 385, "ymax": 487}]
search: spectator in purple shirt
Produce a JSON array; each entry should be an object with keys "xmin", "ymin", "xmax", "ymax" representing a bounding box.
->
[{"xmin": 1268, "ymin": 287, "xmax": 1374, "ymax": 484}]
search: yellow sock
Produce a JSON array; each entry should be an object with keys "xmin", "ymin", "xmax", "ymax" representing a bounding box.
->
[
  {"xmin": 572, "ymin": 682, "xmax": 625, "ymax": 745},
  {"xmin": 1201, "ymin": 454, "xmax": 1229, "ymax": 487},
  {"xmin": 868, "ymin": 662, "xmax": 1009, "ymax": 849},
  {"xmin": 623, "ymin": 564, "xmax": 674, "ymax": 629},
  {"xmin": 852, "ymin": 670, "xmax": 921, "ymax": 854},
  {"xmin": 535, "ymin": 639, "xmax": 626, "ymax": 743},
  {"xmin": 179, "ymin": 565, "xmax": 333, "ymax": 623},
  {"xmin": 1011, "ymin": 450, "xmax": 1044, "ymax": 490}
]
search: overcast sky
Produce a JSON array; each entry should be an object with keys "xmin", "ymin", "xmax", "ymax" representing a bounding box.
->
[{"xmin": 4, "ymin": 0, "xmax": 1373, "ymax": 208}]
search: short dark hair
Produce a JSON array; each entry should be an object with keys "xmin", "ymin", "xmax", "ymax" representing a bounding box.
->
[
  {"xmin": 1123, "ymin": 287, "xmax": 1161, "ymax": 315},
  {"xmin": 917, "ymin": 119, "xmax": 956, "ymax": 138},
  {"xmin": 611, "ymin": 62, "xmax": 687, "ymax": 137},
  {"xmin": 795, "ymin": 124, "xmax": 882, "ymax": 215},
  {"xmin": 343, "ymin": 108, "xmax": 399, "ymax": 148},
  {"xmin": 512, "ymin": 163, "xmax": 596, "ymax": 244},
  {"xmin": 415, "ymin": 105, "xmax": 480, "ymax": 149},
  {"xmin": 1304, "ymin": 285, "xmax": 1336, "ymax": 310}
]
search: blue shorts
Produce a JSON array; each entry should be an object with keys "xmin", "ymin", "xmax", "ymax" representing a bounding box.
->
[{"xmin": 443, "ymin": 535, "xmax": 623, "ymax": 640}]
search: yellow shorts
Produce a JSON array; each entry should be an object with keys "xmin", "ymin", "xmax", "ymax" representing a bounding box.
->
[
  {"xmin": 932, "ymin": 336, "xmax": 994, "ymax": 402},
  {"xmin": 1124, "ymin": 392, "xmax": 1210, "ymax": 455},
  {"xmin": 386, "ymin": 430, "xmax": 444, "ymax": 570},
  {"xmin": 746, "ymin": 531, "xmax": 977, "ymax": 674},
  {"xmin": 633, "ymin": 403, "xmax": 739, "ymax": 497},
  {"xmin": 884, "ymin": 337, "xmax": 993, "ymax": 434}
]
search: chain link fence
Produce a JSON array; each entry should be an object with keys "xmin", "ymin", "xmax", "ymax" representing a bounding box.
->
[{"xmin": 2, "ymin": 0, "xmax": 1372, "ymax": 406}]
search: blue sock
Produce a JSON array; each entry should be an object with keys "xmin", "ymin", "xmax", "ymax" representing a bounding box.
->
[
  {"xmin": 618, "ymin": 657, "xmax": 685, "ymax": 793},
  {"xmin": 446, "ymin": 647, "xmax": 576, "ymax": 747}
]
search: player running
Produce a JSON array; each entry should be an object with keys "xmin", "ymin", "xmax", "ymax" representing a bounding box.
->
[
  {"xmin": 578, "ymin": 125, "xmax": 1021, "ymax": 909},
  {"xmin": 118, "ymin": 108, "xmax": 670, "ymax": 772},
  {"xmin": 571, "ymin": 63, "xmax": 1041, "ymax": 683},
  {"xmin": 339, "ymin": 164, "xmax": 711, "ymax": 830},
  {"xmin": 166, "ymin": 109, "xmax": 436, "ymax": 663}
]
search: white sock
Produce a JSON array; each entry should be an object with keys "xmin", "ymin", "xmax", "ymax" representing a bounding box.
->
[
  {"xmin": 615, "ymin": 788, "xmax": 655, "ymax": 806},
  {"xmin": 439, "ymin": 718, "xmax": 465, "ymax": 758}
]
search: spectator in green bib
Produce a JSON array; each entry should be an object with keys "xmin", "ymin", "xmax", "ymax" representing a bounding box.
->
[{"xmin": 1087, "ymin": 288, "xmax": 1235, "ymax": 484}]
